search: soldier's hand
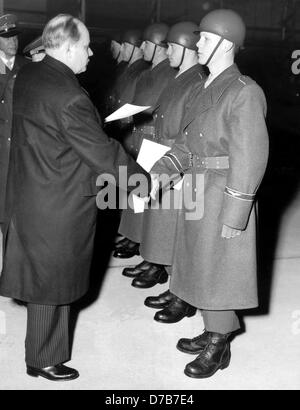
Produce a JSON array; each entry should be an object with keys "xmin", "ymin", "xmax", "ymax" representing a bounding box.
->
[{"xmin": 221, "ymin": 225, "xmax": 242, "ymax": 239}]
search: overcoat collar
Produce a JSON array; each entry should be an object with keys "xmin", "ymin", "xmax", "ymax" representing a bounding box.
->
[
  {"xmin": 43, "ymin": 55, "xmax": 79, "ymax": 85},
  {"xmin": 183, "ymin": 63, "xmax": 241, "ymax": 128},
  {"xmin": 175, "ymin": 63, "xmax": 205, "ymax": 84},
  {"xmin": 151, "ymin": 58, "xmax": 172, "ymax": 74}
]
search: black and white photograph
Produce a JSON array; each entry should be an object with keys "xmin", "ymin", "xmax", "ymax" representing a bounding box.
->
[{"xmin": 0, "ymin": 0, "xmax": 299, "ymax": 392}]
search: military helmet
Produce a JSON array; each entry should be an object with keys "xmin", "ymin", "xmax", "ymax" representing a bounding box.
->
[
  {"xmin": 197, "ymin": 9, "xmax": 246, "ymax": 47},
  {"xmin": 122, "ymin": 29, "xmax": 143, "ymax": 47},
  {"xmin": 110, "ymin": 32, "xmax": 122, "ymax": 45},
  {"xmin": 166, "ymin": 21, "xmax": 199, "ymax": 51},
  {"xmin": 143, "ymin": 23, "xmax": 169, "ymax": 48}
]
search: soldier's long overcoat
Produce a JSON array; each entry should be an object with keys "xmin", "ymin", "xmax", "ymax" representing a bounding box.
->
[
  {"xmin": 152, "ymin": 64, "xmax": 269, "ymax": 310},
  {"xmin": 0, "ymin": 55, "xmax": 27, "ymax": 222},
  {"xmin": 119, "ymin": 59, "xmax": 175, "ymax": 243},
  {"xmin": 140, "ymin": 64, "xmax": 205, "ymax": 265},
  {"xmin": 0, "ymin": 56, "xmax": 147, "ymax": 305}
]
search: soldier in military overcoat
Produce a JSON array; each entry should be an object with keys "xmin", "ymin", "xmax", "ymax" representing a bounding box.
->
[
  {"xmin": 123, "ymin": 22, "xmax": 206, "ymax": 300},
  {"xmin": 114, "ymin": 23, "xmax": 176, "ymax": 268},
  {"xmin": 151, "ymin": 10, "xmax": 269, "ymax": 379}
]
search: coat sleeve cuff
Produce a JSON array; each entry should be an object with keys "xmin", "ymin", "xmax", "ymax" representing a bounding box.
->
[
  {"xmin": 220, "ymin": 186, "xmax": 255, "ymax": 230},
  {"xmin": 151, "ymin": 146, "xmax": 191, "ymax": 176}
]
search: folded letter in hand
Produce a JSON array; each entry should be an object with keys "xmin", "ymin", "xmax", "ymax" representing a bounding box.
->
[
  {"xmin": 137, "ymin": 139, "xmax": 171, "ymax": 173},
  {"xmin": 105, "ymin": 104, "xmax": 151, "ymax": 123}
]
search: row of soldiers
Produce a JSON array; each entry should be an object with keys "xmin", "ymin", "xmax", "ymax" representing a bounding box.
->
[{"xmin": 104, "ymin": 11, "xmax": 269, "ymax": 379}]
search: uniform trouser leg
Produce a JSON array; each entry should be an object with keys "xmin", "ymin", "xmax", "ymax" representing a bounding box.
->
[
  {"xmin": 25, "ymin": 304, "xmax": 70, "ymax": 368},
  {"xmin": 201, "ymin": 310, "xmax": 241, "ymax": 335}
]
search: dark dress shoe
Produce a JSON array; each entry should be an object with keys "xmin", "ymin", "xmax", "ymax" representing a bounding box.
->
[
  {"xmin": 144, "ymin": 289, "xmax": 175, "ymax": 309},
  {"xmin": 177, "ymin": 330, "xmax": 211, "ymax": 354},
  {"xmin": 123, "ymin": 260, "xmax": 153, "ymax": 278},
  {"xmin": 184, "ymin": 333, "xmax": 231, "ymax": 379},
  {"xmin": 154, "ymin": 297, "xmax": 196, "ymax": 323},
  {"xmin": 113, "ymin": 242, "xmax": 140, "ymax": 258},
  {"xmin": 131, "ymin": 265, "xmax": 168, "ymax": 288},
  {"xmin": 27, "ymin": 364, "xmax": 79, "ymax": 382}
]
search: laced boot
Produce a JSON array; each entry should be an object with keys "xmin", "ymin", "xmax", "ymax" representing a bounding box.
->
[
  {"xmin": 131, "ymin": 265, "xmax": 168, "ymax": 288},
  {"xmin": 144, "ymin": 289, "xmax": 174, "ymax": 309},
  {"xmin": 177, "ymin": 330, "xmax": 211, "ymax": 354},
  {"xmin": 123, "ymin": 260, "xmax": 153, "ymax": 278},
  {"xmin": 184, "ymin": 332, "xmax": 231, "ymax": 379},
  {"xmin": 154, "ymin": 297, "xmax": 196, "ymax": 323}
]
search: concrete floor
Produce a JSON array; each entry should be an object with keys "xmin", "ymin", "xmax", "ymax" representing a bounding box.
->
[{"xmin": 0, "ymin": 191, "xmax": 300, "ymax": 390}]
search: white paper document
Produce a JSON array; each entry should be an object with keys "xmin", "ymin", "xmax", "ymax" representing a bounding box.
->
[
  {"xmin": 105, "ymin": 104, "xmax": 151, "ymax": 123},
  {"xmin": 137, "ymin": 139, "xmax": 171, "ymax": 173},
  {"xmin": 132, "ymin": 194, "xmax": 146, "ymax": 214}
]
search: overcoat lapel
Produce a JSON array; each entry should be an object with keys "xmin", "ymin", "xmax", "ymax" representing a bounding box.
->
[{"xmin": 182, "ymin": 64, "xmax": 241, "ymax": 131}]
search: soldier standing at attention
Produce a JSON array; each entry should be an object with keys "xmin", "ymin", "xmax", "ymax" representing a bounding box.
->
[
  {"xmin": 114, "ymin": 30, "xmax": 149, "ymax": 113},
  {"xmin": 123, "ymin": 22, "xmax": 206, "ymax": 299},
  {"xmin": 114, "ymin": 23, "xmax": 176, "ymax": 266},
  {"xmin": 0, "ymin": 14, "xmax": 27, "ymax": 229},
  {"xmin": 151, "ymin": 9, "xmax": 269, "ymax": 379}
]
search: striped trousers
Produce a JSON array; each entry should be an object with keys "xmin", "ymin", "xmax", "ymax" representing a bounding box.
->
[{"xmin": 25, "ymin": 304, "xmax": 70, "ymax": 368}]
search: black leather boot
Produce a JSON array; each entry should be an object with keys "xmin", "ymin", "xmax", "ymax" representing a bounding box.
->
[
  {"xmin": 144, "ymin": 289, "xmax": 174, "ymax": 309},
  {"xmin": 114, "ymin": 237, "xmax": 129, "ymax": 251},
  {"xmin": 184, "ymin": 333, "xmax": 231, "ymax": 379},
  {"xmin": 131, "ymin": 265, "xmax": 168, "ymax": 289},
  {"xmin": 27, "ymin": 364, "xmax": 79, "ymax": 382},
  {"xmin": 113, "ymin": 241, "xmax": 140, "ymax": 258},
  {"xmin": 177, "ymin": 330, "xmax": 211, "ymax": 354},
  {"xmin": 154, "ymin": 297, "xmax": 197, "ymax": 323},
  {"xmin": 122, "ymin": 260, "xmax": 153, "ymax": 278}
]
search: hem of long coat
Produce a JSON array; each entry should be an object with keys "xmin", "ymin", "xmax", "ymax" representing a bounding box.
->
[
  {"xmin": 171, "ymin": 291, "xmax": 258, "ymax": 311},
  {"xmin": 0, "ymin": 289, "xmax": 88, "ymax": 306},
  {"xmin": 139, "ymin": 251, "xmax": 173, "ymax": 267}
]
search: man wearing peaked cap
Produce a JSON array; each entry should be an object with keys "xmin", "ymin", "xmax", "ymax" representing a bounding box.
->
[
  {"xmin": 23, "ymin": 35, "xmax": 45, "ymax": 62},
  {"xmin": 0, "ymin": 14, "xmax": 21, "ymax": 38},
  {"xmin": 0, "ymin": 14, "xmax": 27, "ymax": 227}
]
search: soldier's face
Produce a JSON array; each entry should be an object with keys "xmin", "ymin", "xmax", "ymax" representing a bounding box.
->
[
  {"xmin": 167, "ymin": 43, "xmax": 185, "ymax": 68},
  {"xmin": 197, "ymin": 31, "xmax": 222, "ymax": 65},
  {"xmin": 121, "ymin": 42, "xmax": 134, "ymax": 62},
  {"xmin": 0, "ymin": 35, "xmax": 18, "ymax": 58},
  {"xmin": 142, "ymin": 40, "xmax": 156, "ymax": 62}
]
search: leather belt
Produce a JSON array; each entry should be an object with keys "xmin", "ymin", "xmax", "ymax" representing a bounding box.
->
[{"xmin": 189, "ymin": 154, "xmax": 229, "ymax": 169}]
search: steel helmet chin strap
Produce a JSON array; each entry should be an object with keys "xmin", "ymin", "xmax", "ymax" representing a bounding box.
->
[
  {"xmin": 177, "ymin": 46, "xmax": 186, "ymax": 69},
  {"xmin": 150, "ymin": 43, "xmax": 158, "ymax": 64},
  {"xmin": 127, "ymin": 44, "xmax": 136, "ymax": 64},
  {"xmin": 204, "ymin": 36, "xmax": 224, "ymax": 66}
]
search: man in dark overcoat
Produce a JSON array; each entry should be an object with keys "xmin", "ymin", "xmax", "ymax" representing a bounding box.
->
[
  {"xmin": 114, "ymin": 23, "xmax": 176, "ymax": 272},
  {"xmin": 151, "ymin": 10, "xmax": 269, "ymax": 378},
  {"xmin": 0, "ymin": 14, "xmax": 150, "ymax": 382},
  {"xmin": 0, "ymin": 14, "xmax": 27, "ymax": 226}
]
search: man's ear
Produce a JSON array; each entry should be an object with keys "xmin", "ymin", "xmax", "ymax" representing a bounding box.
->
[{"xmin": 65, "ymin": 40, "xmax": 74, "ymax": 58}]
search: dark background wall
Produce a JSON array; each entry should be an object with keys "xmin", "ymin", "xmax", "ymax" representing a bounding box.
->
[{"xmin": 2, "ymin": 0, "xmax": 300, "ymax": 43}]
